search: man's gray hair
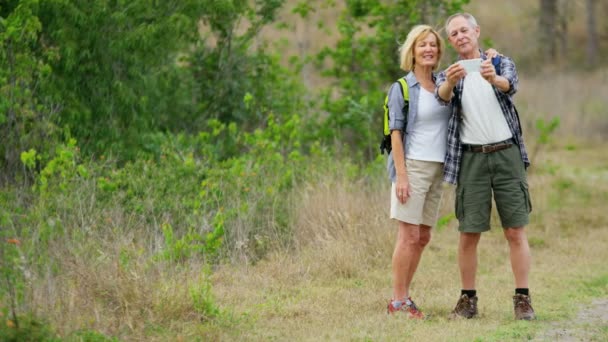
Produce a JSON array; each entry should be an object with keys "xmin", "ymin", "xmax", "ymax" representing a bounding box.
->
[{"xmin": 445, "ymin": 12, "xmax": 478, "ymax": 34}]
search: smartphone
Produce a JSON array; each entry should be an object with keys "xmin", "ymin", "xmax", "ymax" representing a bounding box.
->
[{"xmin": 457, "ymin": 58, "xmax": 482, "ymax": 73}]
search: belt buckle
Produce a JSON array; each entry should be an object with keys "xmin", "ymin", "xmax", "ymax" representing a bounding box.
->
[{"xmin": 481, "ymin": 144, "xmax": 493, "ymax": 153}]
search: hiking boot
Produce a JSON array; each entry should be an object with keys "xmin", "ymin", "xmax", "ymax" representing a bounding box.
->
[
  {"xmin": 513, "ymin": 294, "xmax": 536, "ymax": 320},
  {"xmin": 387, "ymin": 297, "xmax": 426, "ymax": 319},
  {"xmin": 449, "ymin": 294, "xmax": 478, "ymax": 319}
]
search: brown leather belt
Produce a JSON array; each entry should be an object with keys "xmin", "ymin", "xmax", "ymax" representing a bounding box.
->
[{"xmin": 462, "ymin": 139, "xmax": 514, "ymax": 153}]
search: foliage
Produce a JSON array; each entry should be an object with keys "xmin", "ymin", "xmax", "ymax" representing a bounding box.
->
[
  {"xmin": 535, "ymin": 116, "xmax": 561, "ymax": 145},
  {"xmin": 0, "ymin": 313, "xmax": 59, "ymax": 342},
  {"xmin": 530, "ymin": 116, "xmax": 560, "ymax": 166},
  {"xmin": 0, "ymin": 222, "xmax": 24, "ymax": 334},
  {"xmin": 158, "ymin": 222, "xmax": 223, "ymax": 263},
  {"xmin": 64, "ymin": 330, "xmax": 118, "ymax": 342},
  {"xmin": 190, "ymin": 0, "xmax": 308, "ymax": 132},
  {"xmin": 200, "ymin": 113, "xmax": 309, "ymax": 261},
  {"xmin": 0, "ymin": 0, "xmax": 310, "ymax": 171},
  {"xmin": 33, "ymin": 0, "xmax": 207, "ymax": 159},
  {"xmin": 0, "ymin": 0, "xmax": 59, "ymax": 184},
  {"xmin": 190, "ymin": 266, "xmax": 220, "ymax": 321}
]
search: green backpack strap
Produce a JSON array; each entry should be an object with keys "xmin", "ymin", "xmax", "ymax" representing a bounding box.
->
[
  {"xmin": 383, "ymin": 77, "xmax": 409, "ymax": 136},
  {"xmin": 380, "ymin": 77, "xmax": 410, "ymax": 155}
]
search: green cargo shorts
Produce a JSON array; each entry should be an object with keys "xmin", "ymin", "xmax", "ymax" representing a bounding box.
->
[{"xmin": 455, "ymin": 144, "xmax": 532, "ymax": 233}]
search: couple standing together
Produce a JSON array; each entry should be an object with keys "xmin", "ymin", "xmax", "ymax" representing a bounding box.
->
[{"xmin": 386, "ymin": 12, "xmax": 535, "ymax": 320}]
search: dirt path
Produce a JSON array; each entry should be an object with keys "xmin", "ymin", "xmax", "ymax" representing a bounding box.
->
[{"xmin": 534, "ymin": 298, "xmax": 608, "ymax": 341}]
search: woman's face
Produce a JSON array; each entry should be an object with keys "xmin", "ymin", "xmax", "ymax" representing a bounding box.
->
[{"xmin": 414, "ymin": 33, "xmax": 439, "ymax": 69}]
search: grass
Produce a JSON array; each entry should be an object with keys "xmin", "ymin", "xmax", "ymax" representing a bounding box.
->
[
  {"xmin": 199, "ymin": 141, "xmax": 608, "ymax": 341},
  {"xmin": 8, "ymin": 140, "xmax": 604, "ymax": 341},
  {"xmin": 3, "ymin": 131, "xmax": 606, "ymax": 341}
]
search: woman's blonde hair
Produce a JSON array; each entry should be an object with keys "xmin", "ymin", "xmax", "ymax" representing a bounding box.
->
[{"xmin": 398, "ymin": 25, "xmax": 444, "ymax": 72}]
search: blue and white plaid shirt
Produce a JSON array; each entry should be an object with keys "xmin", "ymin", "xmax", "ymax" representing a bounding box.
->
[{"xmin": 435, "ymin": 52, "xmax": 530, "ymax": 185}]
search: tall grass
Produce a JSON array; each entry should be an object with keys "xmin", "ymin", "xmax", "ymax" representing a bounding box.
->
[{"xmin": 518, "ymin": 69, "xmax": 608, "ymax": 141}]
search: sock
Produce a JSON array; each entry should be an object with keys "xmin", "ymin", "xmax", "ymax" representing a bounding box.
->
[
  {"xmin": 461, "ymin": 289, "xmax": 477, "ymax": 298},
  {"xmin": 405, "ymin": 297, "xmax": 413, "ymax": 306},
  {"xmin": 515, "ymin": 288, "xmax": 529, "ymax": 296},
  {"xmin": 391, "ymin": 300, "xmax": 404, "ymax": 309}
]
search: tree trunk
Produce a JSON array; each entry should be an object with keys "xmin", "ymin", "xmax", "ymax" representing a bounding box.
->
[
  {"xmin": 557, "ymin": 0, "xmax": 569, "ymax": 61},
  {"xmin": 539, "ymin": 0, "xmax": 558, "ymax": 62},
  {"xmin": 585, "ymin": 0, "xmax": 599, "ymax": 67}
]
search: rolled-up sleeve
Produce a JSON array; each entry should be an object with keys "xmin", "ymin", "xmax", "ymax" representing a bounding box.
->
[
  {"xmin": 500, "ymin": 56, "xmax": 518, "ymax": 96},
  {"xmin": 434, "ymin": 71, "xmax": 451, "ymax": 106},
  {"xmin": 387, "ymin": 82, "xmax": 406, "ymax": 131}
]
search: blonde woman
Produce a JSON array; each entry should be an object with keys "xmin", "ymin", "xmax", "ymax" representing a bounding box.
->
[
  {"xmin": 385, "ymin": 24, "xmax": 448, "ymax": 319},
  {"xmin": 385, "ymin": 25, "xmax": 498, "ymax": 319}
]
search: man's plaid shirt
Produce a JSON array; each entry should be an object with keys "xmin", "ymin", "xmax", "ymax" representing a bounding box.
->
[{"xmin": 434, "ymin": 52, "xmax": 530, "ymax": 185}]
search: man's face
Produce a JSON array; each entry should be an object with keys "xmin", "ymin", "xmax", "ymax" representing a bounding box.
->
[{"xmin": 446, "ymin": 16, "xmax": 480, "ymax": 58}]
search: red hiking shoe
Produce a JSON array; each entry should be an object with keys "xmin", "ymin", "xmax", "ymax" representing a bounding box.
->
[{"xmin": 387, "ymin": 297, "xmax": 426, "ymax": 319}]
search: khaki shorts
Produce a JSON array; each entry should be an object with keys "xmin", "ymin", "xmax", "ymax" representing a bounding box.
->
[
  {"xmin": 456, "ymin": 144, "xmax": 532, "ymax": 233},
  {"xmin": 390, "ymin": 159, "xmax": 445, "ymax": 227}
]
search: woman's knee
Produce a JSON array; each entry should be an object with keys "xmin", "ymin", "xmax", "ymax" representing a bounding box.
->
[
  {"xmin": 418, "ymin": 226, "xmax": 432, "ymax": 247},
  {"xmin": 397, "ymin": 222, "xmax": 421, "ymax": 245}
]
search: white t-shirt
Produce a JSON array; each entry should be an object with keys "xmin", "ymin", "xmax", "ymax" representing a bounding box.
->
[
  {"xmin": 460, "ymin": 72, "xmax": 512, "ymax": 144},
  {"xmin": 406, "ymin": 88, "xmax": 450, "ymax": 162}
]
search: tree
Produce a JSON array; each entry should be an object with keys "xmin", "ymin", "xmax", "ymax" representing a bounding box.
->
[
  {"xmin": 585, "ymin": 0, "xmax": 599, "ymax": 67},
  {"xmin": 538, "ymin": 0, "xmax": 558, "ymax": 62},
  {"xmin": 189, "ymin": 0, "xmax": 296, "ymax": 132},
  {"xmin": 36, "ymin": 0, "xmax": 207, "ymax": 158}
]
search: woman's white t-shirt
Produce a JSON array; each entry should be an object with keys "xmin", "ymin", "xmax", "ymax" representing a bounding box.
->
[{"xmin": 406, "ymin": 88, "xmax": 450, "ymax": 162}]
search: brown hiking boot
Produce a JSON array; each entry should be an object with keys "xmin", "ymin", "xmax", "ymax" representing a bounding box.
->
[
  {"xmin": 513, "ymin": 294, "xmax": 536, "ymax": 320},
  {"xmin": 449, "ymin": 294, "xmax": 478, "ymax": 319}
]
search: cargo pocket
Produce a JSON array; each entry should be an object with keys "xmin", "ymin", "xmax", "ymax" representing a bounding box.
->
[
  {"xmin": 520, "ymin": 182, "xmax": 532, "ymax": 213},
  {"xmin": 455, "ymin": 186, "xmax": 465, "ymax": 220}
]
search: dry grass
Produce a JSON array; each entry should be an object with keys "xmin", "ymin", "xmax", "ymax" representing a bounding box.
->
[
  {"xmin": 517, "ymin": 68, "xmax": 608, "ymax": 140},
  {"xmin": 208, "ymin": 140, "xmax": 608, "ymax": 341},
  {"xmin": 28, "ymin": 218, "xmax": 216, "ymax": 341}
]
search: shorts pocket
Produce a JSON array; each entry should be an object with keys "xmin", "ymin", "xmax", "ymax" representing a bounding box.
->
[{"xmin": 520, "ymin": 182, "xmax": 532, "ymax": 213}]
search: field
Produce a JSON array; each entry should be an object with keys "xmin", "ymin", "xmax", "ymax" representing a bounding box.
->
[{"xmin": 202, "ymin": 140, "xmax": 608, "ymax": 341}]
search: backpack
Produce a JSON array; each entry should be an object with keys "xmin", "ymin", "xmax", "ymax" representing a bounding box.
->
[{"xmin": 379, "ymin": 77, "xmax": 409, "ymax": 155}]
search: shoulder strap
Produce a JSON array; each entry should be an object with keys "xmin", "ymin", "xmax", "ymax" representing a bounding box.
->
[
  {"xmin": 492, "ymin": 56, "xmax": 502, "ymax": 76},
  {"xmin": 383, "ymin": 77, "xmax": 409, "ymax": 137},
  {"xmin": 397, "ymin": 77, "xmax": 409, "ymax": 101}
]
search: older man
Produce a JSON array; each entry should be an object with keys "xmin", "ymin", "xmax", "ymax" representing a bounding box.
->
[{"xmin": 435, "ymin": 12, "xmax": 535, "ymax": 320}]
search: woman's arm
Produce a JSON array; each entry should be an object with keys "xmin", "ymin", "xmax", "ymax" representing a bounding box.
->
[{"xmin": 390, "ymin": 130, "xmax": 409, "ymax": 203}]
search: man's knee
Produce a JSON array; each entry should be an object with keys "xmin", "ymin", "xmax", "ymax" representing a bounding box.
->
[
  {"xmin": 460, "ymin": 232, "xmax": 481, "ymax": 250},
  {"xmin": 503, "ymin": 227, "xmax": 526, "ymax": 243}
]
